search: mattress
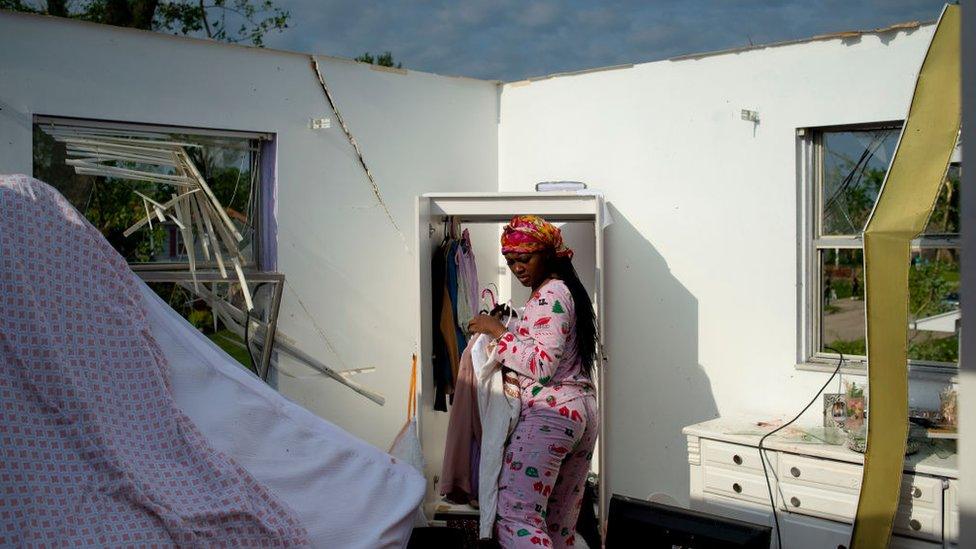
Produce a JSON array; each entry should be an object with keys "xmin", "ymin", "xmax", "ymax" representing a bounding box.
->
[{"xmin": 142, "ymin": 283, "xmax": 426, "ymax": 548}]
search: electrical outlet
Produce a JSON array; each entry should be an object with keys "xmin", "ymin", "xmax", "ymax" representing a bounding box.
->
[{"xmin": 310, "ymin": 118, "xmax": 331, "ymax": 130}]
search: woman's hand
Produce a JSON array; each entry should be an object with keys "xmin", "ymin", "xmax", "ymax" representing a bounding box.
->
[{"xmin": 467, "ymin": 313, "xmax": 507, "ymax": 339}]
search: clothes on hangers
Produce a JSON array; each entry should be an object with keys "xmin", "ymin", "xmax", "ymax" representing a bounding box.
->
[
  {"xmin": 431, "ymin": 218, "xmax": 482, "ymax": 412},
  {"xmin": 439, "ymin": 338, "xmax": 482, "ymax": 505},
  {"xmin": 445, "ymin": 239, "xmax": 466, "ymax": 391},
  {"xmin": 431, "ymin": 236, "xmax": 454, "ymax": 411},
  {"xmin": 455, "ymin": 229, "xmax": 480, "ymax": 336}
]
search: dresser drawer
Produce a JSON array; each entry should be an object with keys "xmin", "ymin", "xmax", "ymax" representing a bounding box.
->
[
  {"xmin": 778, "ymin": 481, "xmax": 858, "ymax": 523},
  {"xmin": 702, "ymin": 439, "xmax": 770, "ymax": 472},
  {"xmin": 703, "ymin": 466, "xmax": 773, "ymax": 505},
  {"xmin": 778, "ymin": 453, "xmax": 941, "ymax": 508},
  {"xmin": 946, "ymin": 479, "xmax": 958, "ymax": 542},
  {"xmin": 778, "ymin": 452, "xmax": 861, "ymax": 491},
  {"xmin": 899, "ymin": 475, "xmax": 942, "ymax": 508},
  {"xmin": 778, "ymin": 482, "xmax": 942, "ymax": 542},
  {"xmin": 893, "ymin": 506, "xmax": 941, "ymax": 542}
]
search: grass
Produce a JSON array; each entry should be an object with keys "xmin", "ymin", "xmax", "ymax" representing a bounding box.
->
[
  {"xmin": 826, "ymin": 338, "xmax": 866, "ymax": 356},
  {"xmin": 207, "ymin": 329, "xmax": 255, "ymax": 373}
]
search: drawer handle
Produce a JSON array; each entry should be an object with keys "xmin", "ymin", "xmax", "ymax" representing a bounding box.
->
[
  {"xmin": 790, "ymin": 496, "xmax": 801, "ymax": 508},
  {"xmin": 910, "ymin": 519, "xmax": 921, "ymax": 531},
  {"xmin": 732, "ymin": 483, "xmax": 742, "ymax": 494},
  {"xmin": 912, "ymin": 487, "xmax": 922, "ymax": 498},
  {"xmin": 733, "ymin": 454, "xmax": 743, "ymax": 465},
  {"xmin": 790, "ymin": 466, "xmax": 801, "ymax": 478}
]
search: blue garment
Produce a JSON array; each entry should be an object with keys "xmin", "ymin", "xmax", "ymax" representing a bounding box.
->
[{"xmin": 445, "ymin": 241, "xmax": 466, "ymax": 362}]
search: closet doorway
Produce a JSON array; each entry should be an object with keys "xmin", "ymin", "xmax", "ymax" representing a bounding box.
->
[{"xmin": 415, "ymin": 192, "xmax": 608, "ymax": 530}]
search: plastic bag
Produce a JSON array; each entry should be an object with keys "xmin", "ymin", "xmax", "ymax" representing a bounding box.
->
[{"xmin": 389, "ymin": 355, "xmax": 428, "ymax": 527}]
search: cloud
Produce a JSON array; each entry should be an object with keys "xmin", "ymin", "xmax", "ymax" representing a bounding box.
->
[{"xmin": 264, "ymin": 0, "xmax": 946, "ymax": 81}]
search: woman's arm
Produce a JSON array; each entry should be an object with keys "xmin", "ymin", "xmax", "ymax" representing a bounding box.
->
[{"xmin": 494, "ymin": 282, "xmax": 573, "ymax": 384}]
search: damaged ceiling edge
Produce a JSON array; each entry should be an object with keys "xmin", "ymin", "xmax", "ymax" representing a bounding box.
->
[
  {"xmin": 668, "ymin": 19, "xmax": 932, "ymax": 63},
  {"xmin": 510, "ymin": 19, "xmax": 934, "ymax": 86}
]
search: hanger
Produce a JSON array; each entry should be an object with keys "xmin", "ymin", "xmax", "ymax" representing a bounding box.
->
[
  {"xmin": 440, "ymin": 215, "xmax": 462, "ymax": 243},
  {"xmin": 440, "ymin": 216, "xmax": 450, "ymax": 245},
  {"xmin": 502, "ymin": 299, "xmax": 519, "ymax": 327},
  {"xmin": 451, "ymin": 216, "xmax": 461, "ymax": 240},
  {"xmin": 479, "ymin": 286, "xmax": 497, "ymax": 315}
]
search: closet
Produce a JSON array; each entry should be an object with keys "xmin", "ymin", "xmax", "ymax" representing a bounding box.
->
[{"xmin": 414, "ymin": 192, "xmax": 609, "ymax": 528}]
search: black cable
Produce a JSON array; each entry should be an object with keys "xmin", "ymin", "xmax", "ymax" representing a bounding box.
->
[{"xmin": 759, "ymin": 347, "xmax": 845, "ymax": 549}]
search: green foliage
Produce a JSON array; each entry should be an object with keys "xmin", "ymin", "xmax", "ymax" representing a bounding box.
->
[
  {"xmin": 830, "ymin": 279, "xmax": 856, "ymax": 300},
  {"xmin": 909, "ymin": 259, "xmax": 957, "ymax": 319},
  {"xmin": 910, "ymin": 335, "xmax": 959, "ymax": 363},
  {"xmin": 188, "ymin": 308, "xmax": 214, "ymax": 330},
  {"xmin": 825, "ymin": 166, "xmax": 884, "ymax": 234},
  {"xmin": 828, "ymin": 333, "xmax": 959, "ymax": 364},
  {"xmin": 2, "ymin": 0, "xmax": 289, "ymax": 46},
  {"xmin": 828, "ymin": 338, "xmax": 866, "ymax": 356},
  {"xmin": 925, "ymin": 167, "xmax": 960, "ymax": 235},
  {"xmin": 355, "ymin": 51, "xmax": 402, "ymax": 68},
  {"xmin": 32, "ymin": 125, "xmax": 255, "ymax": 264}
]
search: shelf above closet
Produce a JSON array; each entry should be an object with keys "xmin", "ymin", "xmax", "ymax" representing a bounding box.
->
[{"xmin": 424, "ymin": 192, "xmax": 603, "ymax": 222}]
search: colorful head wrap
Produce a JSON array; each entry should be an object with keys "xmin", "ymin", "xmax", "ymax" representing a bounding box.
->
[{"xmin": 500, "ymin": 215, "xmax": 574, "ymax": 260}]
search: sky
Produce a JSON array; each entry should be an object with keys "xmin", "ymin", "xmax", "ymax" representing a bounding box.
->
[{"xmin": 262, "ymin": 1, "xmax": 949, "ymax": 82}]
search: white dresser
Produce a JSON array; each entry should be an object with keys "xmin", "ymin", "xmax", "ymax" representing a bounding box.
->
[{"xmin": 683, "ymin": 419, "xmax": 959, "ymax": 549}]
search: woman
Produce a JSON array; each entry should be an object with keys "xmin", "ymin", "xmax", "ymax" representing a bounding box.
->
[{"xmin": 468, "ymin": 215, "xmax": 599, "ymax": 548}]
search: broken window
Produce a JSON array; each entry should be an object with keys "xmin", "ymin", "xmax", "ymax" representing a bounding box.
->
[
  {"xmin": 810, "ymin": 124, "xmax": 961, "ymax": 370},
  {"xmin": 32, "ymin": 118, "xmax": 264, "ymax": 267},
  {"xmin": 31, "ymin": 116, "xmax": 276, "ymax": 372}
]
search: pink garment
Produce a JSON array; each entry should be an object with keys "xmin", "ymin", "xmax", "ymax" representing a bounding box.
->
[
  {"xmin": 0, "ymin": 175, "xmax": 309, "ymax": 547},
  {"xmin": 495, "ymin": 396, "xmax": 598, "ymax": 548},
  {"xmin": 492, "ymin": 279, "xmax": 598, "ymax": 547},
  {"xmin": 455, "ymin": 228, "xmax": 480, "ymax": 327},
  {"xmin": 495, "ymin": 280, "xmax": 595, "ymax": 408},
  {"xmin": 440, "ymin": 340, "xmax": 482, "ymax": 503}
]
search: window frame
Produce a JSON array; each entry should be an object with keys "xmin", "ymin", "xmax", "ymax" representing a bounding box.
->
[
  {"xmin": 799, "ymin": 121, "xmax": 961, "ymax": 375},
  {"xmin": 30, "ymin": 115, "xmax": 281, "ymax": 376},
  {"xmin": 32, "ymin": 114, "xmax": 274, "ymax": 272}
]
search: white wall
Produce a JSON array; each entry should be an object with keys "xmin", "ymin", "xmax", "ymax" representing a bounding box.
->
[
  {"xmin": 0, "ymin": 12, "xmax": 500, "ymax": 450},
  {"xmin": 497, "ymin": 26, "xmax": 947, "ymax": 504}
]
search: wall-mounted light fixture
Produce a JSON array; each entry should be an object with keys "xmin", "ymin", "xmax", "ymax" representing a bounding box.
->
[
  {"xmin": 740, "ymin": 109, "xmax": 760, "ymax": 123},
  {"xmin": 310, "ymin": 118, "xmax": 331, "ymax": 130},
  {"xmin": 536, "ymin": 181, "xmax": 587, "ymax": 192}
]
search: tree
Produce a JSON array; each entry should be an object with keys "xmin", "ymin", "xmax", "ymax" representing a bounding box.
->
[
  {"xmin": 355, "ymin": 51, "xmax": 402, "ymax": 69},
  {"xmin": 1, "ymin": 0, "xmax": 289, "ymax": 46}
]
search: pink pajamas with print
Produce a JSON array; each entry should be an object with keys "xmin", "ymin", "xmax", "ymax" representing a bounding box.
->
[{"xmin": 492, "ymin": 280, "xmax": 599, "ymax": 548}]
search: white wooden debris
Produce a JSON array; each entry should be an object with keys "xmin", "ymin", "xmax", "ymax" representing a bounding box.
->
[{"xmin": 44, "ymin": 126, "xmax": 253, "ymax": 309}]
